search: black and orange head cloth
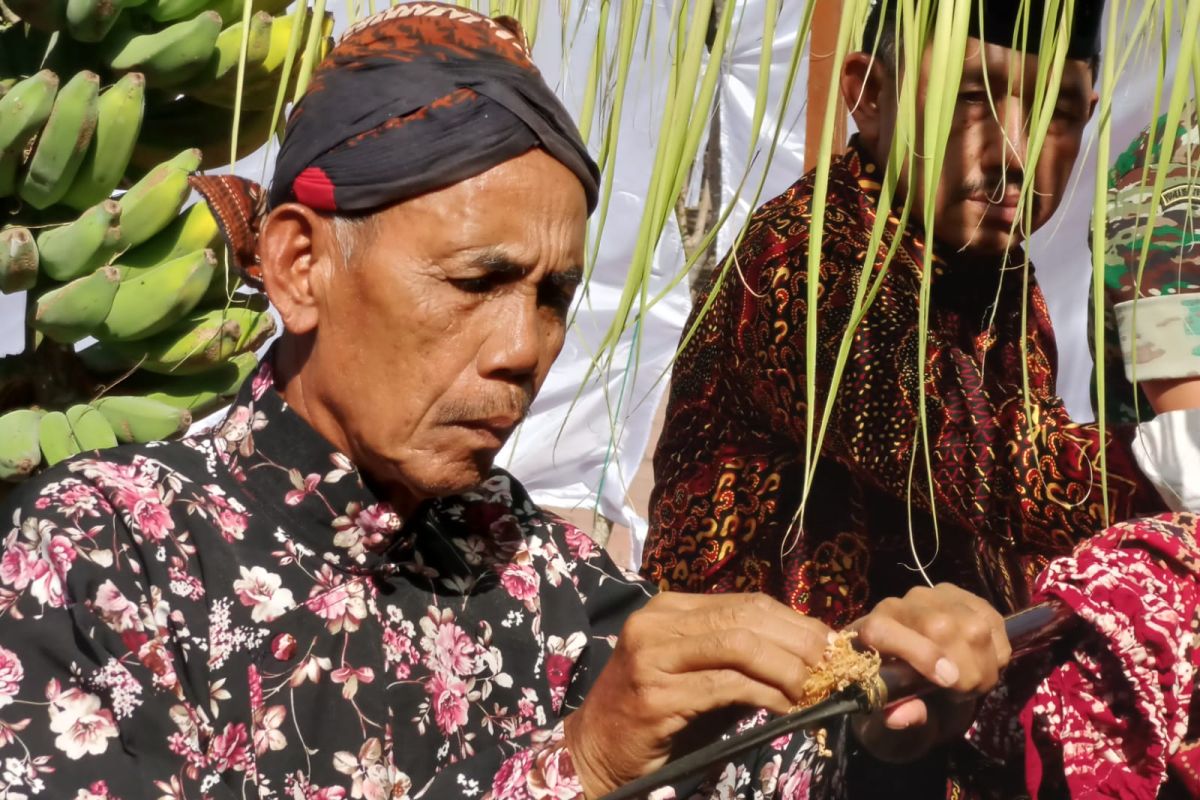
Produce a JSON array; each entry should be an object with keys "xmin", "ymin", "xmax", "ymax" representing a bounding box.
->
[{"xmin": 193, "ymin": 2, "xmax": 600, "ymax": 288}]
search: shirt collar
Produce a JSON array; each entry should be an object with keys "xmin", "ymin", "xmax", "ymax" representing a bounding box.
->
[{"xmin": 208, "ymin": 358, "xmax": 412, "ymax": 573}]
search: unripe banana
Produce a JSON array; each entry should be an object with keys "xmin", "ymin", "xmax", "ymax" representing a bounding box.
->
[
  {"xmin": 137, "ymin": 350, "xmax": 258, "ymax": 416},
  {"xmin": 36, "ymin": 200, "xmax": 123, "ymax": 282},
  {"xmin": 66, "ymin": 0, "xmax": 129, "ymax": 42},
  {"xmin": 18, "ymin": 70, "xmax": 100, "ymax": 210},
  {"xmin": 31, "ymin": 265, "xmax": 121, "ymax": 344},
  {"xmin": 105, "ymin": 11, "xmax": 223, "ymax": 88},
  {"xmin": 210, "ymin": 0, "xmax": 291, "ymax": 25},
  {"xmin": 188, "ymin": 11, "xmax": 273, "ymax": 89},
  {"xmin": 65, "ymin": 404, "xmax": 119, "ymax": 451},
  {"xmin": 91, "ymin": 395, "xmax": 191, "ymax": 443},
  {"xmin": 116, "ymin": 148, "xmax": 201, "ymax": 249},
  {"xmin": 2, "ymin": 0, "xmax": 68, "ymax": 32},
  {"xmin": 115, "ymin": 199, "xmax": 220, "ymax": 276},
  {"xmin": 96, "ymin": 248, "xmax": 216, "ymax": 342},
  {"xmin": 0, "ymin": 409, "xmax": 44, "ymax": 480},
  {"xmin": 0, "ymin": 227, "xmax": 39, "ymax": 294},
  {"xmin": 145, "ymin": 0, "xmax": 217, "ymax": 22},
  {"xmin": 38, "ymin": 411, "xmax": 81, "ymax": 466},
  {"xmin": 61, "ymin": 72, "xmax": 146, "ymax": 211},
  {"xmin": 0, "ymin": 70, "xmax": 61, "ymax": 154},
  {"xmin": 85, "ymin": 304, "xmax": 276, "ymax": 375}
]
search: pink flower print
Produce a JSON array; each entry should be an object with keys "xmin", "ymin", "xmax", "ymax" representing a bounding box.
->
[
  {"xmin": 137, "ymin": 638, "xmax": 179, "ymax": 693},
  {"xmin": 427, "ymin": 672, "xmax": 470, "ymax": 736},
  {"xmin": 332, "ymin": 738, "xmax": 392, "ymax": 800},
  {"xmin": 490, "ymin": 748, "xmax": 534, "ymax": 799},
  {"xmin": 1, "ymin": 544, "xmax": 36, "ymax": 590},
  {"xmin": 233, "ymin": 566, "xmax": 295, "ymax": 622},
  {"xmin": 285, "ymin": 471, "xmax": 322, "ymax": 506},
  {"xmin": 779, "ymin": 764, "xmax": 812, "ymax": 800},
  {"xmin": 250, "ymin": 362, "xmax": 272, "ymax": 400},
  {"xmin": 499, "ymin": 562, "xmax": 540, "ymax": 605},
  {"xmin": 124, "ymin": 490, "xmax": 174, "ymax": 543},
  {"xmin": 562, "ymin": 524, "xmax": 596, "ymax": 560},
  {"xmin": 545, "ymin": 653, "xmax": 573, "ymax": 693},
  {"xmin": 430, "ymin": 622, "xmax": 476, "ymax": 677},
  {"xmin": 527, "ymin": 744, "xmax": 583, "ymax": 800},
  {"xmin": 0, "ymin": 645, "xmax": 23, "ymax": 708},
  {"xmin": 28, "ymin": 557, "xmax": 65, "ymax": 608},
  {"xmin": 306, "ymin": 568, "xmax": 367, "ymax": 634},
  {"xmin": 288, "ymin": 654, "xmax": 332, "ymax": 688},
  {"xmin": 46, "ymin": 534, "xmax": 77, "ymax": 575},
  {"xmin": 332, "ymin": 502, "xmax": 402, "ymax": 561},
  {"xmin": 207, "ymin": 722, "xmax": 251, "ymax": 772},
  {"xmin": 252, "ymin": 704, "xmax": 287, "ymax": 756},
  {"xmin": 46, "ymin": 685, "xmax": 119, "ymax": 760},
  {"xmin": 330, "ymin": 665, "xmax": 375, "ymax": 700},
  {"xmin": 216, "ymin": 406, "xmax": 265, "ymax": 457},
  {"xmin": 56, "ymin": 482, "xmax": 107, "ymax": 520},
  {"xmin": 93, "ymin": 580, "xmax": 139, "ymax": 632},
  {"xmin": 73, "ymin": 780, "xmax": 113, "ymax": 799}
]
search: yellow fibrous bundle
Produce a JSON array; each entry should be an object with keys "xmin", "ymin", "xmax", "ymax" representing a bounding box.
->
[{"xmin": 792, "ymin": 630, "xmax": 881, "ymax": 711}]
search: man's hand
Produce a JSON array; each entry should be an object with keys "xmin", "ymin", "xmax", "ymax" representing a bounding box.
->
[
  {"xmin": 564, "ymin": 592, "xmax": 832, "ymax": 798},
  {"xmin": 849, "ymin": 583, "xmax": 1012, "ymax": 763}
]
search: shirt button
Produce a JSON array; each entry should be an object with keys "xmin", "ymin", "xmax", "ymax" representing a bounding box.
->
[{"xmin": 271, "ymin": 633, "xmax": 297, "ymax": 662}]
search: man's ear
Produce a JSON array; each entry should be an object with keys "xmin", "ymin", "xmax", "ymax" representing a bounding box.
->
[
  {"xmin": 840, "ymin": 52, "xmax": 892, "ymax": 146},
  {"xmin": 258, "ymin": 204, "xmax": 338, "ymax": 336}
]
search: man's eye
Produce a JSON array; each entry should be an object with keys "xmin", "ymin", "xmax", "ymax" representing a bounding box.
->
[
  {"xmin": 957, "ymin": 90, "xmax": 990, "ymax": 105},
  {"xmin": 539, "ymin": 284, "xmax": 577, "ymax": 314},
  {"xmin": 452, "ymin": 277, "xmax": 495, "ymax": 294}
]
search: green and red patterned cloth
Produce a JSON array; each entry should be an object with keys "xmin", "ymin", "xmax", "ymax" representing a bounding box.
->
[{"xmin": 1093, "ymin": 98, "xmax": 1200, "ymax": 423}]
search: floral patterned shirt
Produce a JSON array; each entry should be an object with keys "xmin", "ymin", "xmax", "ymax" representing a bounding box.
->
[{"xmin": 0, "ymin": 363, "xmax": 840, "ymax": 800}]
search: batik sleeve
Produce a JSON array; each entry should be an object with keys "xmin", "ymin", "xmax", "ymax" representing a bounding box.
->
[{"xmin": 0, "ymin": 470, "xmax": 222, "ymax": 800}]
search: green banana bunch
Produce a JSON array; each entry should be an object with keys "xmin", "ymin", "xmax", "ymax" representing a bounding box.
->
[
  {"xmin": 188, "ymin": 10, "xmax": 332, "ymax": 110},
  {"xmin": 0, "ymin": 227, "xmax": 38, "ymax": 293},
  {"xmin": 61, "ymin": 72, "xmax": 146, "ymax": 211},
  {"xmin": 135, "ymin": 349, "xmax": 258, "ymax": 416},
  {"xmin": 115, "ymin": 199, "xmax": 221, "ymax": 275},
  {"xmin": 92, "ymin": 395, "xmax": 191, "ymax": 443},
  {"xmin": 116, "ymin": 148, "xmax": 201, "ymax": 249},
  {"xmin": 31, "ymin": 265, "xmax": 122, "ymax": 344},
  {"xmin": 66, "ymin": 404, "xmax": 119, "ymax": 450},
  {"xmin": 0, "ymin": 408, "xmax": 43, "ymax": 481},
  {"xmin": 19, "ymin": 70, "xmax": 100, "ymax": 210},
  {"xmin": 0, "ymin": 70, "xmax": 60, "ymax": 155},
  {"xmin": 36, "ymin": 200, "xmax": 123, "ymax": 282},
  {"xmin": 38, "ymin": 410, "xmax": 81, "ymax": 465},
  {"xmin": 84, "ymin": 304, "xmax": 277, "ymax": 375},
  {"xmin": 96, "ymin": 248, "xmax": 217, "ymax": 341},
  {"xmin": 105, "ymin": 11, "xmax": 223, "ymax": 87},
  {"xmin": 66, "ymin": 0, "xmax": 130, "ymax": 42}
]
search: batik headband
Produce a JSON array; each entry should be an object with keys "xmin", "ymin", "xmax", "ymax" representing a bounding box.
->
[{"xmin": 192, "ymin": 2, "xmax": 600, "ymax": 289}]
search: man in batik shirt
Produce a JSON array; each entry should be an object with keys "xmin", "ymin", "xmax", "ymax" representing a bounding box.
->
[
  {"xmin": 0, "ymin": 5, "xmax": 1013, "ymax": 799},
  {"xmin": 644, "ymin": 0, "xmax": 1196, "ymax": 795}
]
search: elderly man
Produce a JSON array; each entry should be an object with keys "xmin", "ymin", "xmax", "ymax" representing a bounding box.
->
[{"xmin": 0, "ymin": 5, "xmax": 1013, "ymax": 799}]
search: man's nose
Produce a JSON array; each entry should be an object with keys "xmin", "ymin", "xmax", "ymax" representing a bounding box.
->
[
  {"xmin": 476, "ymin": 294, "xmax": 542, "ymax": 384},
  {"xmin": 985, "ymin": 97, "xmax": 1031, "ymax": 175}
]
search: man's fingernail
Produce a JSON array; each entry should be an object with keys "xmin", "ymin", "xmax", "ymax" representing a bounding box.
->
[{"xmin": 934, "ymin": 658, "xmax": 959, "ymax": 687}]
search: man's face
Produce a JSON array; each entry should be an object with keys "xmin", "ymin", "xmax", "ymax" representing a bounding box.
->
[
  {"xmin": 875, "ymin": 38, "xmax": 1096, "ymax": 256},
  {"xmin": 293, "ymin": 150, "xmax": 587, "ymax": 510}
]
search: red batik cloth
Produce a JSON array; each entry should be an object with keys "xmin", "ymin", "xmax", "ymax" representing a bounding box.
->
[{"xmin": 968, "ymin": 512, "xmax": 1200, "ymax": 798}]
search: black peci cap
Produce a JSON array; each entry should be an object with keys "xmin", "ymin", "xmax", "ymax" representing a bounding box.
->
[{"xmin": 862, "ymin": 0, "xmax": 1105, "ymax": 60}]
